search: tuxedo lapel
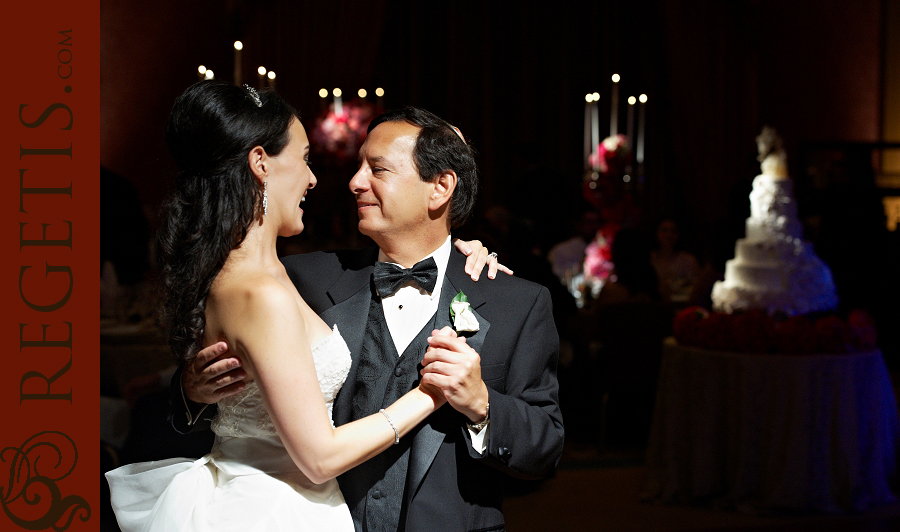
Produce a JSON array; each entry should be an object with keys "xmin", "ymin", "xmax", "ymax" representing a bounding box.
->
[
  {"xmin": 406, "ymin": 261, "xmax": 491, "ymax": 501},
  {"xmin": 442, "ymin": 252, "xmax": 490, "ymax": 354},
  {"xmin": 320, "ymin": 252, "xmax": 377, "ymax": 427}
]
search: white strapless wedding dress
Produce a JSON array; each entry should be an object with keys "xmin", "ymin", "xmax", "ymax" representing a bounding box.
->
[{"xmin": 106, "ymin": 326, "xmax": 354, "ymax": 532}]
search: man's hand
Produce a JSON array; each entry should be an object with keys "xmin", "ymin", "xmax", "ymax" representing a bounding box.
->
[
  {"xmin": 420, "ymin": 327, "xmax": 489, "ymax": 423},
  {"xmin": 453, "ymin": 239, "xmax": 513, "ymax": 281},
  {"xmin": 183, "ymin": 342, "xmax": 247, "ymax": 404}
]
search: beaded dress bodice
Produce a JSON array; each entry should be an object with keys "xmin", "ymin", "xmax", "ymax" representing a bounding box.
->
[{"xmin": 211, "ymin": 326, "xmax": 352, "ymax": 438}]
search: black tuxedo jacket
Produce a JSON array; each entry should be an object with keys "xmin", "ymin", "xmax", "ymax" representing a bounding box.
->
[{"xmin": 171, "ymin": 246, "xmax": 563, "ymax": 531}]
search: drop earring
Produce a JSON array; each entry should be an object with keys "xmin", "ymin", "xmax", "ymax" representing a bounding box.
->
[{"xmin": 263, "ymin": 180, "xmax": 268, "ymax": 215}]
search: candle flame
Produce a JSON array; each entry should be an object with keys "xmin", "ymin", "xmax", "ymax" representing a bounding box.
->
[
  {"xmin": 639, "ymin": 94, "xmax": 648, "ymax": 103},
  {"xmin": 267, "ymin": 71, "xmax": 276, "ymax": 80},
  {"xmin": 358, "ymin": 88, "xmax": 367, "ymax": 98},
  {"xmin": 333, "ymin": 88, "xmax": 342, "ymax": 97},
  {"xmin": 198, "ymin": 65, "xmax": 207, "ymax": 74},
  {"xmin": 205, "ymin": 70, "xmax": 214, "ymax": 79},
  {"xmin": 234, "ymin": 41, "xmax": 243, "ymax": 51},
  {"xmin": 612, "ymin": 74, "xmax": 620, "ymax": 83},
  {"xmin": 375, "ymin": 87, "xmax": 385, "ymax": 97},
  {"xmin": 318, "ymin": 88, "xmax": 328, "ymax": 98},
  {"xmin": 592, "ymin": 92, "xmax": 600, "ymax": 101},
  {"xmin": 628, "ymin": 96, "xmax": 637, "ymax": 105},
  {"xmin": 257, "ymin": 66, "xmax": 267, "ymax": 76}
]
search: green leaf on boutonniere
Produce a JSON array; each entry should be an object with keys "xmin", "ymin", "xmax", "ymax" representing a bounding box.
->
[{"xmin": 450, "ymin": 291, "xmax": 468, "ymax": 318}]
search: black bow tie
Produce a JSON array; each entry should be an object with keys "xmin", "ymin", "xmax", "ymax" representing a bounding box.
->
[{"xmin": 373, "ymin": 257, "xmax": 439, "ymax": 297}]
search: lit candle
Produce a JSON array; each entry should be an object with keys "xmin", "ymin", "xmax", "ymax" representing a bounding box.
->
[
  {"xmin": 584, "ymin": 94, "xmax": 591, "ymax": 167},
  {"xmin": 375, "ymin": 87, "xmax": 384, "ymax": 109},
  {"xmin": 627, "ymin": 96, "xmax": 636, "ymax": 147},
  {"xmin": 591, "ymin": 92, "xmax": 599, "ymax": 166},
  {"xmin": 637, "ymin": 94, "xmax": 647, "ymax": 165},
  {"xmin": 205, "ymin": 69, "xmax": 215, "ymax": 80},
  {"xmin": 358, "ymin": 88, "xmax": 367, "ymax": 99},
  {"xmin": 257, "ymin": 66, "xmax": 266, "ymax": 89},
  {"xmin": 233, "ymin": 41, "xmax": 243, "ymax": 86},
  {"xmin": 333, "ymin": 88, "xmax": 343, "ymax": 116},
  {"xmin": 318, "ymin": 88, "xmax": 328, "ymax": 111},
  {"xmin": 610, "ymin": 74, "xmax": 620, "ymax": 136},
  {"xmin": 197, "ymin": 65, "xmax": 207, "ymax": 82},
  {"xmin": 267, "ymin": 70, "xmax": 276, "ymax": 91}
]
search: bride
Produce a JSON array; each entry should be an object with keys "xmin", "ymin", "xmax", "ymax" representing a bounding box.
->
[{"xmin": 105, "ymin": 81, "xmax": 498, "ymax": 531}]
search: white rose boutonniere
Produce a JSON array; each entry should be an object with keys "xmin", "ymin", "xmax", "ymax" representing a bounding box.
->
[{"xmin": 450, "ymin": 291, "xmax": 479, "ymax": 333}]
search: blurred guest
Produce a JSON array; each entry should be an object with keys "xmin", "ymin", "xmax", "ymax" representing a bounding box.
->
[
  {"xmin": 596, "ymin": 227, "xmax": 662, "ymax": 305},
  {"xmin": 548, "ymin": 208, "xmax": 602, "ymax": 283},
  {"xmin": 650, "ymin": 217, "xmax": 699, "ymax": 305},
  {"xmin": 574, "ymin": 228, "xmax": 671, "ymax": 447}
]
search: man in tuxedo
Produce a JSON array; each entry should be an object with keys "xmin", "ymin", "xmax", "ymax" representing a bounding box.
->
[{"xmin": 174, "ymin": 107, "xmax": 564, "ymax": 531}]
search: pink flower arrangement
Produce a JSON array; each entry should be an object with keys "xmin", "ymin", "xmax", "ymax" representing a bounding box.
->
[
  {"xmin": 310, "ymin": 99, "xmax": 379, "ymax": 163},
  {"xmin": 589, "ymin": 134, "xmax": 631, "ymax": 175},
  {"xmin": 583, "ymin": 223, "xmax": 618, "ymax": 281}
]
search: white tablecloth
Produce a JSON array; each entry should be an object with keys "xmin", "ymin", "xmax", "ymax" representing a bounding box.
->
[{"xmin": 643, "ymin": 339, "xmax": 900, "ymax": 513}]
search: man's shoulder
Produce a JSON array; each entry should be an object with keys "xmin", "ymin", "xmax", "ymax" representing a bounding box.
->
[
  {"xmin": 465, "ymin": 268, "xmax": 550, "ymax": 304},
  {"xmin": 281, "ymin": 246, "xmax": 378, "ymax": 274},
  {"xmin": 491, "ymin": 272, "xmax": 549, "ymax": 298},
  {"xmin": 447, "ymin": 250, "xmax": 549, "ymax": 302}
]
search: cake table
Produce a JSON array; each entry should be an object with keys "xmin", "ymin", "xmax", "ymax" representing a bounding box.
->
[{"xmin": 642, "ymin": 338, "xmax": 899, "ymax": 513}]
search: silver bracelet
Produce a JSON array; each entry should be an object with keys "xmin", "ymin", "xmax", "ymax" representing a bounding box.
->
[{"xmin": 380, "ymin": 408, "xmax": 400, "ymax": 445}]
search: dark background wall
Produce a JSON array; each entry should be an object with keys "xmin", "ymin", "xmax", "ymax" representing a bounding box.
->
[
  {"xmin": 101, "ymin": 0, "xmax": 884, "ymax": 223},
  {"xmin": 101, "ymin": 0, "xmax": 897, "ymax": 356}
]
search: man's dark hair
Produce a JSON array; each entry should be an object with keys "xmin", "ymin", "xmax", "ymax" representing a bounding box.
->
[{"xmin": 368, "ymin": 107, "xmax": 478, "ymax": 228}]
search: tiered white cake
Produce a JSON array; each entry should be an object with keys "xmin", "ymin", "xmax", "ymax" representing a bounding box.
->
[{"xmin": 711, "ymin": 129, "xmax": 838, "ymax": 316}]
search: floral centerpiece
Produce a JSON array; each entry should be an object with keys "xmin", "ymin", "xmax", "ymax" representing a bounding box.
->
[{"xmin": 310, "ymin": 99, "xmax": 379, "ymax": 164}]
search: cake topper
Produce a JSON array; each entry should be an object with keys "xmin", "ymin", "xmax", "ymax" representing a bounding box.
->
[
  {"xmin": 756, "ymin": 126, "xmax": 788, "ymax": 178},
  {"xmin": 755, "ymin": 126, "xmax": 784, "ymax": 162}
]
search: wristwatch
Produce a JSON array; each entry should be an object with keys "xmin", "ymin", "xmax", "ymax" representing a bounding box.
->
[{"xmin": 466, "ymin": 402, "xmax": 490, "ymax": 432}]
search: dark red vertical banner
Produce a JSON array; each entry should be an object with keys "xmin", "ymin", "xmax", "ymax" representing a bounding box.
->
[{"xmin": 1, "ymin": 1, "xmax": 100, "ymax": 531}]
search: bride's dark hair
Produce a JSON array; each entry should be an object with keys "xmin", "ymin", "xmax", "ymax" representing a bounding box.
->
[{"xmin": 158, "ymin": 80, "xmax": 299, "ymax": 361}]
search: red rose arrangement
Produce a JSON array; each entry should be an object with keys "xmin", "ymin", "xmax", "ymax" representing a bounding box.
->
[
  {"xmin": 673, "ymin": 306, "xmax": 709, "ymax": 347},
  {"xmin": 772, "ymin": 316, "xmax": 817, "ymax": 354},
  {"xmin": 672, "ymin": 307, "xmax": 878, "ymax": 354}
]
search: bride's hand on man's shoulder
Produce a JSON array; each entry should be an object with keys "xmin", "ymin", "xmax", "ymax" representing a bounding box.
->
[
  {"xmin": 453, "ymin": 238, "xmax": 513, "ymax": 281},
  {"xmin": 183, "ymin": 342, "xmax": 247, "ymax": 404}
]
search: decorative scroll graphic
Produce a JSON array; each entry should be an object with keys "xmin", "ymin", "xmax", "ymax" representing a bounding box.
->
[{"xmin": 1, "ymin": 431, "xmax": 90, "ymax": 530}]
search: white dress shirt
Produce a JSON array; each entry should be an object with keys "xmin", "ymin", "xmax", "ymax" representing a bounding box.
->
[
  {"xmin": 378, "ymin": 236, "xmax": 451, "ymax": 355},
  {"xmin": 377, "ymin": 235, "xmax": 489, "ymax": 452}
]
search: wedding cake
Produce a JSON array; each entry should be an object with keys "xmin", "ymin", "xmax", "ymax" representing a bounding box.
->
[{"xmin": 711, "ymin": 128, "xmax": 838, "ymax": 316}]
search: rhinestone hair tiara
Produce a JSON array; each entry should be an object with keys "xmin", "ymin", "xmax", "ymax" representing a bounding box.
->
[{"xmin": 243, "ymin": 84, "xmax": 262, "ymax": 107}]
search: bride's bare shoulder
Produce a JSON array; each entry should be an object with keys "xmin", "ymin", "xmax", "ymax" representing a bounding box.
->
[{"xmin": 209, "ymin": 271, "xmax": 300, "ymax": 322}]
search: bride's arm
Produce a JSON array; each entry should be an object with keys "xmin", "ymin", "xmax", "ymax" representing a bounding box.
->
[{"xmin": 225, "ymin": 281, "xmax": 443, "ymax": 484}]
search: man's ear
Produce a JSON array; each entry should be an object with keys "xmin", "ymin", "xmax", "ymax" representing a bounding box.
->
[
  {"xmin": 247, "ymin": 146, "xmax": 268, "ymax": 184},
  {"xmin": 429, "ymin": 170, "xmax": 457, "ymax": 212}
]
